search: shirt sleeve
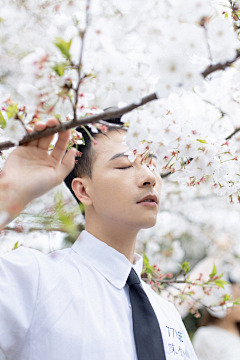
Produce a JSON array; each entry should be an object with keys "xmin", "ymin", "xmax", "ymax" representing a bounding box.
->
[{"xmin": 0, "ymin": 247, "xmax": 39, "ymax": 359}]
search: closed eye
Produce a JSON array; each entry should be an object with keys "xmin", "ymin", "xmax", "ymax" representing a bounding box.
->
[{"xmin": 116, "ymin": 166, "xmax": 133, "ymax": 170}]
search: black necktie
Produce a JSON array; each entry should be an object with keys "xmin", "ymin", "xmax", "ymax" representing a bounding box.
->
[{"xmin": 127, "ymin": 267, "xmax": 166, "ymax": 360}]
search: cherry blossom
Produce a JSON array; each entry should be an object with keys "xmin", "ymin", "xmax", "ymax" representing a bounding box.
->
[
  {"xmin": 1, "ymin": 0, "xmax": 240, "ymax": 320},
  {"xmin": 4, "ymin": 118, "xmax": 26, "ymax": 145}
]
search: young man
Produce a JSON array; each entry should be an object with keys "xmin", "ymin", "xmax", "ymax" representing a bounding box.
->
[{"xmin": 0, "ymin": 117, "xmax": 198, "ymax": 360}]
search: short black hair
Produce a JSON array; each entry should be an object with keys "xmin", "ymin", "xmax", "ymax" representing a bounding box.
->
[{"xmin": 64, "ymin": 113, "xmax": 124, "ymax": 203}]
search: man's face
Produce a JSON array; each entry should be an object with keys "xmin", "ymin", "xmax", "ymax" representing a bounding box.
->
[{"xmin": 86, "ymin": 130, "xmax": 162, "ymax": 230}]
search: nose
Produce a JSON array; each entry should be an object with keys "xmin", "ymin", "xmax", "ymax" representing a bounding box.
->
[{"xmin": 137, "ymin": 164, "xmax": 157, "ymax": 188}]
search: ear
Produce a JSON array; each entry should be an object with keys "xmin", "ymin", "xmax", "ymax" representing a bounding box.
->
[{"xmin": 71, "ymin": 177, "xmax": 93, "ymax": 206}]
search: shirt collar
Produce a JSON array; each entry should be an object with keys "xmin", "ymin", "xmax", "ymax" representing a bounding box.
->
[{"xmin": 72, "ymin": 230, "xmax": 143, "ymax": 289}]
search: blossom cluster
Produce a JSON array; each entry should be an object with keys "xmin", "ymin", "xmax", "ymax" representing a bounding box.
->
[
  {"xmin": 0, "ymin": 0, "xmax": 240, "ymax": 197},
  {"xmin": 122, "ymin": 76, "xmax": 240, "ymax": 198},
  {"xmin": 1, "ymin": 0, "xmax": 240, "ymax": 321}
]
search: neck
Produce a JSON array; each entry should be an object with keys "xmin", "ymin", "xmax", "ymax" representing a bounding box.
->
[{"xmin": 85, "ymin": 213, "xmax": 138, "ymax": 263}]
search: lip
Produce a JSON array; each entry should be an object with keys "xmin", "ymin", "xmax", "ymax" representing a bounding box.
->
[{"xmin": 137, "ymin": 194, "xmax": 158, "ymax": 206}]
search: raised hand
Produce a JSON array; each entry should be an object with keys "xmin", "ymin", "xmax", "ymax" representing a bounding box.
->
[{"xmin": 0, "ymin": 118, "xmax": 76, "ymax": 227}]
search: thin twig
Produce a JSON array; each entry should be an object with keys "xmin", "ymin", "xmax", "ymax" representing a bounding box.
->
[
  {"xmin": 203, "ymin": 24, "xmax": 212, "ymax": 62},
  {"xmin": 73, "ymin": 0, "xmax": 91, "ymax": 121},
  {"xmin": 142, "ymin": 277, "xmax": 187, "ymax": 284},
  {"xmin": 160, "ymin": 125, "xmax": 240, "ymax": 178},
  {"xmin": 1, "ymin": 226, "xmax": 69, "ymax": 233},
  {"xmin": 163, "ymin": 282, "xmax": 223, "ymax": 312},
  {"xmin": 143, "ymin": 275, "xmax": 229, "ymax": 312}
]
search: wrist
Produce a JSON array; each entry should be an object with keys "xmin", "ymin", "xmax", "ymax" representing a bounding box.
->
[{"xmin": 0, "ymin": 176, "xmax": 27, "ymax": 227}]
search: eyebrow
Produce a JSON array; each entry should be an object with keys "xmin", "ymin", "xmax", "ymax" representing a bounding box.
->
[{"xmin": 109, "ymin": 152, "xmax": 157, "ymax": 161}]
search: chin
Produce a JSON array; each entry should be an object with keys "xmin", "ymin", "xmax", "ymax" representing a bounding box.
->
[{"xmin": 138, "ymin": 216, "xmax": 158, "ymax": 229}]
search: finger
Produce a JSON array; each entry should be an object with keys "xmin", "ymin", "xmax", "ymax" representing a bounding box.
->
[
  {"xmin": 27, "ymin": 123, "xmax": 45, "ymax": 147},
  {"xmin": 51, "ymin": 129, "xmax": 71, "ymax": 163},
  {"xmin": 57, "ymin": 147, "xmax": 77, "ymax": 182},
  {"xmin": 24, "ymin": 127, "xmax": 33, "ymax": 146},
  {"xmin": 37, "ymin": 118, "xmax": 59, "ymax": 151}
]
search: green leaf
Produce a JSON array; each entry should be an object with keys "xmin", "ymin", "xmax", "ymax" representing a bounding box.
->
[
  {"xmin": 180, "ymin": 261, "xmax": 190, "ymax": 273},
  {"xmin": 6, "ymin": 104, "xmax": 18, "ymax": 119},
  {"xmin": 142, "ymin": 253, "xmax": 154, "ymax": 275},
  {"xmin": 54, "ymin": 114, "xmax": 61, "ymax": 122},
  {"xmin": 0, "ymin": 111, "xmax": 6, "ymax": 129},
  {"xmin": 233, "ymin": 296, "xmax": 240, "ymax": 305},
  {"xmin": 52, "ymin": 63, "xmax": 66, "ymax": 76},
  {"xmin": 55, "ymin": 38, "xmax": 72, "ymax": 60},
  {"xmin": 209, "ymin": 264, "xmax": 217, "ymax": 277},
  {"xmin": 197, "ymin": 139, "xmax": 207, "ymax": 144},
  {"xmin": 218, "ymin": 272, "xmax": 224, "ymax": 279},
  {"xmin": 143, "ymin": 253, "xmax": 150, "ymax": 266},
  {"xmin": 223, "ymin": 293, "xmax": 231, "ymax": 301},
  {"xmin": 13, "ymin": 241, "xmax": 19, "ymax": 250},
  {"xmin": 214, "ymin": 279, "xmax": 230, "ymax": 289}
]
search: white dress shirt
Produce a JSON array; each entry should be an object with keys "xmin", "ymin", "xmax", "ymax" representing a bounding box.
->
[{"xmin": 0, "ymin": 230, "xmax": 197, "ymax": 360}]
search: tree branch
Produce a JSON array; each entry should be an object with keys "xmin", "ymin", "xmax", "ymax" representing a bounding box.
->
[
  {"xmin": 1, "ymin": 51, "xmax": 240, "ymax": 152},
  {"xmin": 99, "ymin": 120, "xmax": 126, "ymax": 128},
  {"xmin": 202, "ymin": 49, "xmax": 240, "ymax": 78},
  {"xmin": 225, "ymin": 127, "xmax": 240, "ymax": 140},
  {"xmin": 160, "ymin": 171, "xmax": 172, "ymax": 178},
  {"xmin": 0, "ymin": 93, "xmax": 158, "ymax": 151}
]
